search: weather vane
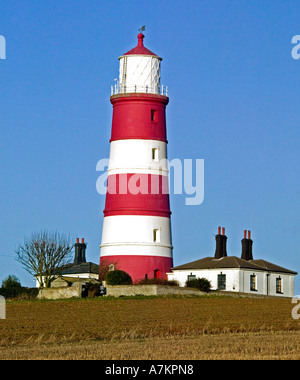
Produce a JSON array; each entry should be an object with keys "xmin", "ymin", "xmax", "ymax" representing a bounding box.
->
[{"xmin": 139, "ymin": 26, "xmax": 146, "ymax": 32}]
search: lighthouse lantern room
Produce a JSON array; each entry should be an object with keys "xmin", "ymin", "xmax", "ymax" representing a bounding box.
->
[{"xmin": 100, "ymin": 33, "xmax": 173, "ymax": 283}]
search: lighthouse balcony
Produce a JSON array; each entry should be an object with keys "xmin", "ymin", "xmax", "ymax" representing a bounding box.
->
[{"xmin": 111, "ymin": 84, "xmax": 168, "ymax": 97}]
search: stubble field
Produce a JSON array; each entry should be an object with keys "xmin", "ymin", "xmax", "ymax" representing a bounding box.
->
[{"xmin": 0, "ymin": 295, "xmax": 299, "ymax": 360}]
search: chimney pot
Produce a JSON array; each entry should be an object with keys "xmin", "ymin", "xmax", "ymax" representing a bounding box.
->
[
  {"xmin": 82, "ymin": 238, "xmax": 85, "ymax": 244},
  {"xmin": 244, "ymin": 230, "xmax": 247, "ymax": 239},
  {"xmin": 76, "ymin": 238, "xmax": 79, "ymax": 244},
  {"xmin": 222, "ymin": 227, "xmax": 225, "ymax": 236},
  {"xmin": 218, "ymin": 226, "xmax": 221, "ymax": 235},
  {"xmin": 248, "ymin": 231, "xmax": 251, "ymax": 240}
]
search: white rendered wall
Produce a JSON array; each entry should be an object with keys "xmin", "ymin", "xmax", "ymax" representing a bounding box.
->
[
  {"xmin": 168, "ymin": 269, "xmax": 240, "ymax": 291},
  {"xmin": 108, "ymin": 140, "xmax": 168, "ymax": 176},
  {"xmin": 239, "ymin": 270, "xmax": 264, "ymax": 294},
  {"xmin": 101, "ymin": 215, "xmax": 172, "ymax": 258},
  {"xmin": 240, "ymin": 270, "xmax": 294, "ymax": 297},
  {"xmin": 267, "ymin": 273, "xmax": 294, "ymax": 297},
  {"xmin": 119, "ymin": 56, "xmax": 161, "ymax": 94},
  {"xmin": 168, "ymin": 268, "xmax": 295, "ymax": 297}
]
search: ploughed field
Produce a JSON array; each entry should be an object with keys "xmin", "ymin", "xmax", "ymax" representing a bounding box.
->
[{"xmin": 0, "ymin": 295, "xmax": 300, "ymax": 360}]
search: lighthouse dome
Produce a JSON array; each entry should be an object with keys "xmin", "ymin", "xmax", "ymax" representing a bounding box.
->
[
  {"xmin": 123, "ymin": 33, "xmax": 158, "ymax": 57},
  {"xmin": 112, "ymin": 34, "xmax": 167, "ymax": 96}
]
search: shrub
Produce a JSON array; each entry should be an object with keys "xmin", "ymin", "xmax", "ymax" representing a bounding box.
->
[
  {"xmin": 0, "ymin": 275, "xmax": 22, "ymax": 299},
  {"xmin": 20, "ymin": 288, "xmax": 39, "ymax": 300},
  {"xmin": 105, "ymin": 270, "xmax": 133, "ymax": 285},
  {"xmin": 185, "ymin": 277, "xmax": 211, "ymax": 292}
]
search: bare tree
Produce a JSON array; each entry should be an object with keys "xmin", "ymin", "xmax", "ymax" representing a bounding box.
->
[{"xmin": 16, "ymin": 230, "xmax": 74, "ymax": 288}]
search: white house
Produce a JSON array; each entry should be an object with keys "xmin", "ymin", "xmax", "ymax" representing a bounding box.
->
[
  {"xmin": 167, "ymin": 228, "xmax": 297, "ymax": 297},
  {"xmin": 36, "ymin": 238, "xmax": 99, "ymax": 288}
]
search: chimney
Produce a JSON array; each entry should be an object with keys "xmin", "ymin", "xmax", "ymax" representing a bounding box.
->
[
  {"xmin": 241, "ymin": 230, "xmax": 253, "ymax": 261},
  {"xmin": 222, "ymin": 227, "xmax": 227, "ymax": 257},
  {"xmin": 215, "ymin": 227, "xmax": 228, "ymax": 259},
  {"xmin": 248, "ymin": 231, "xmax": 253, "ymax": 260},
  {"xmin": 74, "ymin": 238, "xmax": 87, "ymax": 265}
]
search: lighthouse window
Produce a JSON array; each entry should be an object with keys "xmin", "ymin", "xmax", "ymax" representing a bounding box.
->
[
  {"xmin": 153, "ymin": 229, "xmax": 160, "ymax": 243},
  {"xmin": 152, "ymin": 148, "xmax": 159, "ymax": 161},
  {"xmin": 151, "ymin": 109, "xmax": 158, "ymax": 122}
]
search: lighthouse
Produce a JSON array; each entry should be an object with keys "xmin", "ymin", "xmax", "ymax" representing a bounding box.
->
[{"xmin": 100, "ymin": 33, "xmax": 173, "ymax": 283}]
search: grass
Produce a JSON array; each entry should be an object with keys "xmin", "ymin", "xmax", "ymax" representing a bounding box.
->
[{"xmin": 0, "ymin": 295, "xmax": 299, "ymax": 360}]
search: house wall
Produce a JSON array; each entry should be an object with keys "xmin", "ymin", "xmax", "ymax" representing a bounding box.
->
[
  {"xmin": 240, "ymin": 270, "xmax": 295, "ymax": 297},
  {"xmin": 168, "ymin": 269, "xmax": 241, "ymax": 292},
  {"xmin": 168, "ymin": 269, "xmax": 295, "ymax": 297},
  {"xmin": 267, "ymin": 272, "xmax": 294, "ymax": 297}
]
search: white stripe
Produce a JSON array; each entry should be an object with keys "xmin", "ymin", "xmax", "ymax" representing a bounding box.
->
[
  {"xmin": 100, "ymin": 215, "xmax": 172, "ymax": 258},
  {"xmin": 108, "ymin": 139, "xmax": 168, "ymax": 176},
  {"xmin": 100, "ymin": 244, "xmax": 172, "ymax": 258}
]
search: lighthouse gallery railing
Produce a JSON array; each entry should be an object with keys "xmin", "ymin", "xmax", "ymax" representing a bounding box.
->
[{"xmin": 111, "ymin": 84, "xmax": 168, "ymax": 96}]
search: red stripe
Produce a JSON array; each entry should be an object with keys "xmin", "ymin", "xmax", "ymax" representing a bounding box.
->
[
  {"xmin": 100, "ymin": 255, "xmax": 173, "ymax": 283},
  {"xmin": 104, "ymin": 173, "xmax": 171, "ymax": 217},
  {"xmin": 110, "ymin": 94, "xmax": 169, "ymax": 142}
]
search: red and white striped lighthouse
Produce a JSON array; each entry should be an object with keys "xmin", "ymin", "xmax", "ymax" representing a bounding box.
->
[{"xmin": 100, "ymin": 33, "xmax": 173, "ymax": 283}]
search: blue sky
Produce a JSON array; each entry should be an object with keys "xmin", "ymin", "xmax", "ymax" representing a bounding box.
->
[{"xmin": 0, "ymin": 0, "xmax": 299, "ymax": 292}]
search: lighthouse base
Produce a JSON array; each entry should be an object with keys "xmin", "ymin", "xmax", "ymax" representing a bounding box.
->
[{"xmin": 100, "ymin": 255, "xmax": 173, "ymax": 284}]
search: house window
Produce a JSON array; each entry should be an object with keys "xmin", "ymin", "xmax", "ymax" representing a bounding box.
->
[
  {"xmin": 153, "ymin": 229, "xmax": 160, "ymax": 243},
  {"xmin": 152, "ymin": 148, "xmax": 159, "ymax": 161},
  {"xmin": 188, "ymin": 274, "xmax": 196, "ymax": 282},
  {"xmin": 276, "ymin": 277, "xmax": 283, "ymax": 294},
  {"xmin": 151, "ymin": 109, "xmax": 158, "ymax": 122},
  {"xmin": 250, "ymin": 274, "xmax": 257, "ymax": 291},
  {"xmin": 218, "ymin": 273, "xmax": 226, "ymax": 290}
]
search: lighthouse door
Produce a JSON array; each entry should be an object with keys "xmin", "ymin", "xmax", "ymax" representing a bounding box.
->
[{"xmin": 154, "ymin": 269, "xmax": 161, "ymax": 279}]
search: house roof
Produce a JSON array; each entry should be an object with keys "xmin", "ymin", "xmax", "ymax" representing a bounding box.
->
[
  {"xmin": 53, "ymin": 276, "xmax": 100, "ymax": 284},
  {"xmin": 54, "ymin": 262, "xmax": 99, "ymax": 276},
  {"xmin": 250, "ymin": 259, "xmax": 297, "ymax": 275},
  {"xmin": 172, "ymin": 256, "xmax": 297, "ymax": 275}
]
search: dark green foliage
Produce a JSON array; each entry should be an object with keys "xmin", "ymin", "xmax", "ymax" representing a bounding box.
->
[
  {"xmin": 105, "ymin": 270, "xmax": 133, "ymax": 285},
  {"xmin": 185, "ymin": 277, "xmax": 211, "ymax": 292},
  {"xmin": 0, "ymin": 275, "xmax": 22, "ymax": 299},
  {"xmin": 20, "ymin": 288, "xmax": 39, "ymax": 300},
  {"xmin": 0, "ymin": 275, "xmax": 39, "ymax": 300}
]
